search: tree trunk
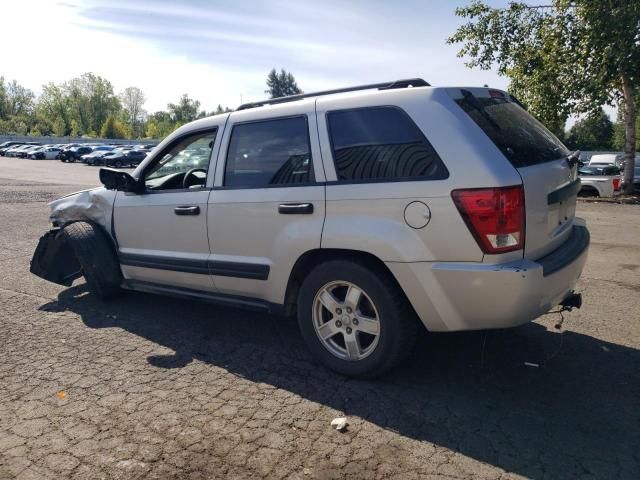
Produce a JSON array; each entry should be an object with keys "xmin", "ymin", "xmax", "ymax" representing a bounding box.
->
[{"xmin": 621, "ymin": 74, "xmax": 637, "ymax": 195}]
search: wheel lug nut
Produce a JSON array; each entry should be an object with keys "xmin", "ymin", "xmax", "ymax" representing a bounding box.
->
[
  {"xmin": 336, "ymin": 320, "xmax": 342, "ymax": 327},
  {"xmin": 346, "ymin": 307, "xmax": 352, "ymax": 313},
  {"xmin": 352, "ymin": 318, "xmax": 359, "ymax": 326},
  {"xmin": 346, "ymin": 327, "xmax": 352, "ymax": 334},
  {"xmin": 336, "ymin": 308, "xmax": 342, "ymax": 315}
]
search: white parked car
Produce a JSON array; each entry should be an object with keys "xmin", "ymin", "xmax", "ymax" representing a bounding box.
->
[
  {"xmin": 30, "ymin": 79, "xmax": 588, "ymax": 377},
  {"xmin": 5, "ymin": 144, "xmax": 34, "ymax": 157},
  {"xmin": 588, "ymin": 153, "xmax": 623, "ymax": 168},
  {"xmin": 27, "ymin": 146, "xmax": 63, "ymax": 160},
  {"xmin": 578, "ymin": 165, "xmax": 621, "ymax": 197}
]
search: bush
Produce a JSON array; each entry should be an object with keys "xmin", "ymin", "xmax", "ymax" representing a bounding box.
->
[{"xmin": 100, "ymin": 116, "xmax": 128, "ymax": 139}]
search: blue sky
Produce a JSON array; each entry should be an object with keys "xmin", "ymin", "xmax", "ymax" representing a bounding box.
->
[{"xmin": 3, "ymin": 0, "xmax": 516, "ymax": 113}]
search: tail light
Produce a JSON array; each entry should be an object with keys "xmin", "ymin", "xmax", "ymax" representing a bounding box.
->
[
  {"xmin": 613, "ymin": 178, "xmax": 620, "ymax": 191},
  {"xmin": 452, "ymin": 185, "xmax": 525, "ymax": 254}
]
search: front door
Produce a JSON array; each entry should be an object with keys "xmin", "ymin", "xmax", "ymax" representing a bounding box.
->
[
  {"xmin": 114, "ymin": 127, "xmax": 221, "ymax": 292},
  {"xmin": 208, "ymin": 104, "xmax": 326, "ymax": 305}
]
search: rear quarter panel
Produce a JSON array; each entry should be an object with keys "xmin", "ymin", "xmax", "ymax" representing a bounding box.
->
[{"xmin": 316, "ymin": 87, "xmax": 522, "ymax": 262}]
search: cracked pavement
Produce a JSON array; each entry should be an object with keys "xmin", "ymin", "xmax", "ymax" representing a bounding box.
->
[{"xmin": 0, "ymin": 157, "xmax": 638, "ymax": 479}]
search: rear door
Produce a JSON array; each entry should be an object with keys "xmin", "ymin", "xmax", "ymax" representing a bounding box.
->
[
  {"xmin": 450, "ymin": 88, "xmax": 577, "ymax": 259},
  {"xmin": 208, "ymin": 100, "xmax": 325, "ymax": 304}
]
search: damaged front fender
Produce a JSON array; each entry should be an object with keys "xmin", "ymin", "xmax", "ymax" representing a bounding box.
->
[
  {"xmin": 30, "ymin": 229, "xmax": 82, "ymax": 286},
  {"xmin": 49, "ymin": 187, "xmax": 116, "ymax": 235},
  {"xmin": 32, "ymin": 187, "xmax": 117, "ymax": 286}
]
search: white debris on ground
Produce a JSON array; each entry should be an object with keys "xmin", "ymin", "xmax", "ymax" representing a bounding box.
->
[{"xmin": 330, "ymin": 417, "xmax": 348, "ymax": 431}]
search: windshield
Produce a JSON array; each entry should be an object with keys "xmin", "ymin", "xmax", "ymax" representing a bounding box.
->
[
  {"xmin": 146, "ymin": 131, "xmax": 216, "ymax": 181},
  {"xmin": 454, "ymin": 90, "xmax": 569, "ymax": 168}
]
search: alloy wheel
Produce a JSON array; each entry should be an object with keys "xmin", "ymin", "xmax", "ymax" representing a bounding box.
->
[{"xmin": 312, "ymin": 280, "xmax": 381, "ymax": 361}]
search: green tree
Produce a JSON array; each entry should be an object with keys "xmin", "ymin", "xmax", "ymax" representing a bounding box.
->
[
  {"xmin": 0, "ymin": 77, "xmax": 7, "ymax": 119},
  {"xmin": 448, "ymin": 0, "xmax": 640, "ymax": 193},
  {"xmin": 5, "ymin": 79, "xmax": 35, "ymax": 117},
  {"xmin": 145, "ymin": 111, "xmax": 179, "ymax": 138},
  {"xmin": 37, "ymin": 83, "xmax": 71, "ymax": 134},
  {"xmin": 612, "ymin": 94, "xmax": 640, "ymax": 151},
  {"xmin": 565, "ymin": 109, "xmax": 614, "ymax": 151},
  {"xmin": 214, "ymin": 104, "xmax": 233, "ymax": 115},
  {"xmin": 65, "ymin": 73, "xmax": 121, "ymax": 135},
  {"xmin": 70, "ymin": 119, "xmax": 80, "ymax": 137},
  {"xmin": 100, "ymin": 115, "xmax": 128, "ymax": 139},
  {"xmin": 52, "ymin": 117, "xmax": 66, "ymax": 137},
  {"xmin": 145, "ymin": 121, "xmax": 159, "ymax": 139},
  {"xmin": 13, "ymin": 120, "xmax": 28, "ymax": 136},
  {"xmin": 265, "ymin": 68, "xmax": 302, "ymax": 99},
  {"xmin": 0, "ymin": 78, "xmax": 36, "ymax": 134},
  {"xmin": 167, "ymin": 94, "xmax": 201, "ymax": 124},
  {"xmin": 119, "ymin": 86, "xmax": 146, "ymax": 138}
]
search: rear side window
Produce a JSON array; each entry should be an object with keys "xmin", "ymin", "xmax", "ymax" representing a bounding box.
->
[
  {"xmin": 326, "ymin": 106, "xmax": 448, "ymax": 182},
  {"xmin": 225, "ymin": 116, "xmax": 313, "ymax": 188},
  {"xmin": 454, "ymin": 90, "xmax": 569, "ymax": 168}
]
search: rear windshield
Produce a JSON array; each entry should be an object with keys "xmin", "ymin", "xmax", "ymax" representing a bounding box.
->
[{"xmin": 454, "ymin": 90, "xmax": 569, "ymax": 168}]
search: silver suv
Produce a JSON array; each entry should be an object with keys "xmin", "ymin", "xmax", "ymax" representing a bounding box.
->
[{"xmin": 31, "ymin": 78, "xmax": 589, "ymax": 378}]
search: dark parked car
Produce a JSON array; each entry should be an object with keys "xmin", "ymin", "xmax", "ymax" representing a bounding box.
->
[
  {"xmin": 125, "ymin": 149, "xmax": 148, "ymax": 167},
  {"xmin": 60, "ymin": 146, "xmax": 92, "ymax": 162},
  {"xmin": 97, "ymin": 150, "xmax": 128, "ymax": 168}
]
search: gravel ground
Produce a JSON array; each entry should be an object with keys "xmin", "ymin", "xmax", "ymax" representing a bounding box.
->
[{"xmin": 0, "ymin": 157, "xmax": 638, "ymax": 480}]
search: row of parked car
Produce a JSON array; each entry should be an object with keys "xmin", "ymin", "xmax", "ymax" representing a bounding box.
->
[
  {"xmin": 0, "ymin": 141, "xmax": 157, "ymax": 168},
  {"xmin": 578, "ymin": 153, "xmax": 640, "ymax": 196}
]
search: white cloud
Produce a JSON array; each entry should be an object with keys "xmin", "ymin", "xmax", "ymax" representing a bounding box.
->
[{"xmin": 1, "ymin": 0, "xmax": 509, "ymax": 113}]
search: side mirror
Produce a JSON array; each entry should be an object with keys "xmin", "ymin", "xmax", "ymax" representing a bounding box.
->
[{"xmin": 99, "ymin": 168, "xmax": 141, "ymax": 192}]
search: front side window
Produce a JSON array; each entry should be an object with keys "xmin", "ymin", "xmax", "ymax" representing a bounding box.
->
[
  {"xmin": 224, "ymin": 116, "xmax": 313, "ymax": 188},
  {"xmin": 145, "ymin": 129, "xmax": 216, "ymax": 190},
  {"xmin": 327, "ymin": 106, "xmax": 448, "ymax": 182}
]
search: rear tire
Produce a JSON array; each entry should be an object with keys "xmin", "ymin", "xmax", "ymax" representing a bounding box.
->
[
  {"xmin": 297, "ymin": 259, "xmax": 417, "ymax": 378},
  {"xmin": 62, "ymin": 222, "xmax": 122, "ymax": 300}
]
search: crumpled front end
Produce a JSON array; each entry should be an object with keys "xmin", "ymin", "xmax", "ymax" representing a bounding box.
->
[
  {"xmin": 30, "ymin": 187, "xmax": 117, "ymax": 285},
  {"xmin": 30, "ymin": 229, "xmax": 82, "ymax": 285},
  {"xmin": 49, "ymin": 187, "xmax": 117, "ymax": 234}
]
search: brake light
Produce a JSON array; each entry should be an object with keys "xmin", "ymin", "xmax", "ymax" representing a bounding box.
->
[
  {"xmin": 613, "ymin": 178, "xmax": 620, "ymax": 191},
  {"xmin": 452, "ymin": 185, "xmax": 525, "ymax": 254}
]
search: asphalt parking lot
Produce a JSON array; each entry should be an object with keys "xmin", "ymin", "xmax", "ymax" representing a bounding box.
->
[{"xmin": 0, "ymin": 157, "xmax": 638, "ymax": 480}]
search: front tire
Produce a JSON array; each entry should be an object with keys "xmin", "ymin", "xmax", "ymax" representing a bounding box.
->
[
  {"xmin": 297, "ymin": 259, "xmax": 417, "ymax": 378},
  {"xmin": 62, "ymin": 222, "xmax": 122, "ymax": 300}
]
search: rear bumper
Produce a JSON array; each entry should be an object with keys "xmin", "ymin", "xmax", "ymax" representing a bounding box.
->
[{"xmin": 387, "ymin": 224, "xmax": 589, "ymax": 332}]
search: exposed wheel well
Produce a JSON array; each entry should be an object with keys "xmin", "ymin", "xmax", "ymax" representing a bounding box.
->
[
  {"xmin": 578, "ymin": 185, "xmax": 600, "ymax": 197},
  {"xmin": 40, "ymin": 221, "xmax": 118, "ymax": 286},
  {"xmin": 283, "ymin": 249, "xmax": 407, "ymax": 317}
]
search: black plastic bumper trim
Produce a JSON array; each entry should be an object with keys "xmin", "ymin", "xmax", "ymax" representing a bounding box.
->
[
  {"xmin": 119, "ymin": 253, "xmax": 270, "ymax": 280},
  {"xmin": 537, "ymin": 225, "xmax": 589, "ymax": 277},
  {"xmin": 123, "ymin": 280, "xmax": 283, "ymax": 314}
]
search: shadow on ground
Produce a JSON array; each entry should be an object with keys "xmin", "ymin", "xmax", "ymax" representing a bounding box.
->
[{"xmin": 40, "ymin": 285, "xmax": 639, "ymax": 479}]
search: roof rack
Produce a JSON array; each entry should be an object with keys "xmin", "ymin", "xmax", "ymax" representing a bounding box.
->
[{"xmin": 236, "ymin": 78, "xmax": 430, "ymax": 111}]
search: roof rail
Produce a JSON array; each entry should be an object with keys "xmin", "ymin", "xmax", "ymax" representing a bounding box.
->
[{"xmin": 236, "ymin": 78, "xmax": 430, "ymax": 111}]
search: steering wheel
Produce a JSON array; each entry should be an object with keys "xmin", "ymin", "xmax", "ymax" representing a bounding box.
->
[{"xmin": 182, "ymin": 168, "xmax": 207, "ymax": 189}]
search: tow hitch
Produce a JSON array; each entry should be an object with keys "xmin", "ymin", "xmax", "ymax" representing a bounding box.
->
[
  {"xmin": 552, "ymin": 291, "xmax": 582, "ymax": 330},
  {"xmin": 559, "ymin": 291, "xmax": 582, "ymax": 311}
]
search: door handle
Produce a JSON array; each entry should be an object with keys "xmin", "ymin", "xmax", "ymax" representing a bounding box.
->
[
  {"xmin": 174, "ymin": 206, "xmax": 200, "ymax": 216},
  {"xmin": 278, "ymin": 203, "xmax": 314, "ymax": 214}
]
